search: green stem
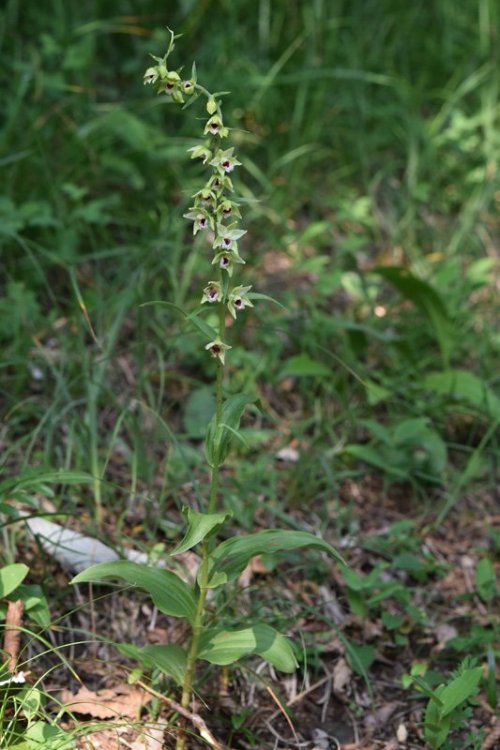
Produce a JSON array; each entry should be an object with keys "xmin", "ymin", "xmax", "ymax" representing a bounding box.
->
[{"xmin": 176, "ymin": 302, "xmax": 226, "ymax": 749}]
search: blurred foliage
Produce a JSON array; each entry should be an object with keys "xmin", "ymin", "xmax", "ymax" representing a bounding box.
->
[{"xmin": 0, "ymin": 0, "xmax": 498, "ymax": 520}]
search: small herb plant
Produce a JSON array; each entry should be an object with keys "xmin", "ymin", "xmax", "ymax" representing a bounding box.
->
[
  {"xmin": 402, "ymin": 659, "xmax": 484, "ymax": 750},
  {"xmin": 72, "ymin": 29, "xmax": 344, "ymax": 749}
]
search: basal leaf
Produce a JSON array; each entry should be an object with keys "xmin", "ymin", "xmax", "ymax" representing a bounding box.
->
[
  {"xmin": 71, "ymin": 561, "xmax": 197, "ymax": 623},
  {"xmin": 170, "ymin": 507, "xmax": 231, "ymax": 556},
  {"xmin": 205, "ymin": 529, "xmax": 346, "ymax": 588},
  {"xmin": 198, "ymin": 624, "xmax": 297, "ymax": 672}
]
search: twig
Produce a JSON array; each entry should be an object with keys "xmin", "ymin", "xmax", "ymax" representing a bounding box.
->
[{"xmin": 3, "ymin": 599, "xmax": 24, "ymax": 672}]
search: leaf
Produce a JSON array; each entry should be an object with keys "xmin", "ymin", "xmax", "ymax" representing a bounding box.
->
[
  {"xmin": 439, "ymin": 667, "xmax": 483, "ymax": 717},
  {"xmin": 279, "ymin": 353, "xmax": 331, "ymax": 378},
  {"xmin": 373, "ymin": 266, "xmax": 453, "ymax": 362},
  {"xmin": 71, "ymin": 561, "xmax": 197, "ymax": 623},
  {"xmin": 424, "ymin": 691, "xmax": 451, "ymax": 749},
  {"xmin": 205, "ymin": 529, "xmax": 345, "ymax": 588},
  {"xmin": 345, "ymin": 643, "xmax": 375, "ymax": 676},
  {"xmin": 205, "ymin": 393, "xmax": 256, "ymax": 467},
  {"xmin": 198, "ymin": 624, "xmax": 298, "ymax": 672},
  {"xmin": 183, "ymin": 386, "xmax": 215, "ymax": 438},
  {"xmin": 423, "ymin": 370, "xmax": 500, "ymax": 420},
  {"xmin": 344, "ymin": 444, "xmax": 407, "ymax": 479},
  {"xmin": 117, "ymin": 643, "xmax": 187, "ymax": 686},
  {"xmin": 59, "ymin": 683, "xmax": 151, "ymax": 719},
  {"xmin": 10, "ymin": 584, "xmax": 50, "ymax": 628},
  {"xmin": 0, "ymin": 563, "xmax": 29, "ymax": 597},
  {"xmin": 23, "ymin": 721, "xmax": 74, "ymax": 750},
  {"xmin": 365, "ymin": 379, "xmax": 391, "ymax": 405},
  {"xmin": 170, "ymin": 507, "xmax": 231, "ymax": 556},
  {"xmin": 139, "ymin": 301, "xmax": 217, "ymax": 339},
  {"xmin": 247, "ymin": 292, "xmax": 287, "ymax": 310},
  {"xmin": 475, "ymin": 558, "xmax": 496, "ymax": 604},
  {"xmin": 0, "ymin": 470, "xmax": 94, "ymax": 499}
]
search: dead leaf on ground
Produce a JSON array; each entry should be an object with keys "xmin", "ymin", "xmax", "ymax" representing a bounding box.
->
[
  {"xmin": 61, "ymin": 684, "xmax": 151, "ymax": 720},
  {"xmin": 364, "ymin": 701, "xmax": 402, "ymax": 733},
  {"xmin": 76, "ymin": 722, "xmax": 170, "ymax": 750},
  {"xmin": 332, "ymin": 657, "xmax": 351, "ymax": 694}
]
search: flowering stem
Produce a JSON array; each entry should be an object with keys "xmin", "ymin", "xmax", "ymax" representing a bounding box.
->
[
  {"xmin": 177, "ymin": 540, "xmax": 210, "ymax": 750},
  {"xmin": 144, "ymin": 31, "xmax": 253, "ymax": 747},
  {"xmin": 209, "ymin": 300, "xmax": 226, "ymax": 514}
]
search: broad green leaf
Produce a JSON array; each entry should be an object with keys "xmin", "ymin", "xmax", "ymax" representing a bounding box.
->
[
  {"xmin": 365, "ymin": 380, "xmax": 391, "ymax": 405},
  {"xmin": 279, "ymin": 353, "xmax": 331, "ymax": 378},
  {"xmin": 199, "ymin": 624, "xmax": 297, "ymax": 672},
  {"xmin": 205, "ymin": 529, "xmax": 345, "ymax": 588},
  {"xmin": 393, "ymin": 417, "xmax": 430, "ymax": 444},
  {"xmin": 205, "ymin": 394, "xmax": 255, "ymax": 467},
  {"xmin": 10, "ymin": 584, "xmax": 50, "ymax": 628},
  {"xmin": 423, "ymin": 370, "xmax": 500, "ymax": 421},
  {"xmin": 373, "ymin": 266, "xmax": 453, "ymax": 363},
  {"xmin": 439, "ymin": 667, "xmax": 483, "ymax": 717},
  {"xmin": 0, "ymin": 563, "xmax": 29, "ymax": 597},
  {"xmin": 71, "ymin": 561, "xmax": 197, "ymax": 623},
  {"xmin": 24, "ymin": 721, "xmax": 73, "ymax": 749},
  {"xmin": 345, "ymin": 642, "xmax": 376, "ymax": 676},
  {"xmin": 117, "ymin": 643, "xmax": 187, "ymax": 686},
  {"xmin": 424, "ymin": 690, "xmax": 451, "ymax": 749},
  {"xmin": 170, "ymin": 507, "xmax": 231, "ymax": 556},
  {"xmin": 475, "ymin": 558, "xmax": 496, "ymax": 604},
  {"xmin": 344, "ymin": 444, "xmax": 407, "ymax": 478},
  {"xmin": 183, "ymin": 386, "xmax": 215, "ymax": 438}
]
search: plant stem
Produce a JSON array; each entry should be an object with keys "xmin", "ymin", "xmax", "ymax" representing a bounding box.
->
[{"xmin": 177, "ymin": 302, "xmax": 226, "ymax": 749}]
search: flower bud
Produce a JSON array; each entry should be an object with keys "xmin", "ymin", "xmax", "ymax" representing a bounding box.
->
[{"xmin": 207, "ymin": 97, "xmax": 217, "ymax": 115}]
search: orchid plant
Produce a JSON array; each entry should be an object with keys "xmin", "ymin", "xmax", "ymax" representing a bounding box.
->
[{"xmin": 72, "ymin": 29, "xmax": 344, "ymax": 750}]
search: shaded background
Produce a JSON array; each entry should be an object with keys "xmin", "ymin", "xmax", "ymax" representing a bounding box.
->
[{"xmin": 0, "ymin": 0, "xmax": 498, "ymax": 512}]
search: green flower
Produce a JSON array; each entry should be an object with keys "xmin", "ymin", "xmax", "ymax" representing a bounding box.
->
[
  {"xmin": 209, "ymin": 148, "xmax": 241, "ymax": 174},
  {"xmin": 212, "ymin": 250, "xmax": 245, "ymax": 277},
  {"xmin": 163, "ymin": 70, "xmax": 181, "ymax": 95},
  {"xmin": 201, "ymin": 281, "xmax": 222, "ymax": 304},
  {"xmin": 183, "ymin": 208, "xmax": 214, "ymax": 234},
  {"xmin": 207, "ymin": 173, "xmax": 233, "ymax": 195},
  {"xmin": 193, "ymin": 189, "xmax": 217, "ymax": 209},
  {"xmin": 143, "ymin": 67, "xmax": 159, "ymax": 85},
  {"xmin": 205, "ymin": 339, "xmax": 231, "ymax": 364},
  {"xmin": 227, "ymin": 285, "xmax": 253, "ymax": 318},
  {"xmin": 216, "ymin": 200, "xmax": 241, "ymax": 222},
  {"xmin": 187, "ymin": 145, "xmax": 212, "ymax": 164},
  {"xmin": 204, "ymin": 116, "xmax": 229, "ymax": 138},
  {"xmin": 213, "ymin": 223, "xmax": 247, "ymax": 252}
]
